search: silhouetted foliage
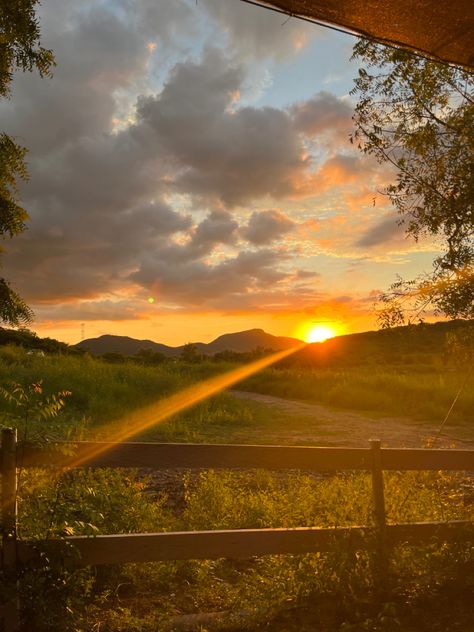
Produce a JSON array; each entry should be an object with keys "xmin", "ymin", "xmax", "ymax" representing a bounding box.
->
[
  {"xmin": 0, "ymin": 1, "xmax": 55, "ymax": 325},
  {"xmin": 100, "ymin": 352, "xmax": 128, "ymax": 364},
  {"xmin": 351, "ymin": 40, "xmax": 474, "ymax": 325},
  {"xmin": 180, "ymin": 343, "xmax": 204, "ymax": 363},
  {"xmin": 0, "ymin": 326, "xmax": 77, "ymax": 354},
  {"xmin": 0, "ymin": 277, "xmax": 33, "ymax": 325},
  {"xmin": 136, "ymin": 347, "xmax": 167, "ymax": 365},
  {"xmin": 212, "ymin": 346, "xmax": 274, "ymax": 363}
]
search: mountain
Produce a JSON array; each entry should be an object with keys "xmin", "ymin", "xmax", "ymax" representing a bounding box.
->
[
  {"xmin": 75, "ymin": 334, "xmax": 178, "ymax": 356},
  {"xmin": 76, "ymin": 328, "xmax": 303, "ymax": 357},
  {"xmin": 196, "ymin": 329, "xmax": 300, "ymax": 355},
  {"xmin": 1, "ymin": 320, "xmax": 471, "ymax": 365}
]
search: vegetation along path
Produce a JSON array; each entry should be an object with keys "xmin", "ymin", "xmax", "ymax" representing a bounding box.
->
[{"xmin": 230, "ymin": 390, "xmax": 474, "ymax": 449}]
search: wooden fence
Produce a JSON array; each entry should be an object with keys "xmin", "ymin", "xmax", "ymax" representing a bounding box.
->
[{"xmin": 1, "ymin": 427, "xmax": 474, "ymax": 631}]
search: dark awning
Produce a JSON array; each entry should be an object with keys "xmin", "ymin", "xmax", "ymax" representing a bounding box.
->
[{"xmin": 251, "ymin": 1, "xmax": 474, "ymax": 69}]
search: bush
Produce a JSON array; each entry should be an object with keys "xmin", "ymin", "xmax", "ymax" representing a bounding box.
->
[{"xmin": 10, "ymin": 467, "xmax": 473, "ymax": 631}]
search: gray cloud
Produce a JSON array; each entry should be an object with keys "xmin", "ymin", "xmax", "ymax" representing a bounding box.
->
[
  {"xmin": 189, "ymin": 210, "xmax": 239, "ymax": 254},
  {"xmin": 2, "ymin": 1, "xmax": 196, "ymax": 303},
  {"xmin": 242, "ymin": 209, "xmax": 295, "ymax": 245},
  {"xmin": 1, "ymin": 1, "xmax": 359, "ymax": 316},
  {"xmin": 137, "ymin": 49, "xmax": 306, "ymax": 206},
  {"xmin": 291, "ymin": 91, "xmax": 353, "ymax": 140},
  {"xmin": 131, "ymin": 248, "xmax": 289, "ymax": 304},
  {"xmin": 200, "ymin": 0, "xmax": 315, "ymax": 60},
  {"xmin": 4, "ymin": 1, "xmax": 187, "ymax": 153},
  {"xmin": 33, "ymin": 300, "xmax": 150, "ymax": 322},
  {"xmin": 355, "ymin": 214, "xmax": 406, "ymax": 248},
  {"xmin": 5, "ymin": 199, "xmax": 191, "ymax": 301}
]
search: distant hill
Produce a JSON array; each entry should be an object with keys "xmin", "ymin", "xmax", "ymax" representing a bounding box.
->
[
  {"xmin": 76, "ymin": 328, "xmax": 303, "ymax": 357},
  {"xmin": 1, "ymin": 320, "xmax": 471, "ymax": 366},
  {"xmin": 75, "ymin": 334, "xmax": 178, "ymax": 357},
  {"xmin": 280, "ymin": 319, "xmax": 473, "ymax": 368},
  {"xmin": 197, "ymin": 329, "xmax": 300, "ymax": 355}
]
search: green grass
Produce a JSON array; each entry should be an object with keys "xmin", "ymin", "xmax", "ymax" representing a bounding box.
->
[
  {"xmin": 1, "ymin": 343, "xmax": 473, "ymax": 630},
  {"xmin": 0, "ymin": 345, "xmax": 238, "ymax": 439},
  {"xmin": 141, "ymin": 396, "xmax": 358, "ymax": 446},
  {"xmin": 2, "ymin": 345, "xmax": 472, "ymax": 448},
  {"xmin": 239, "ymin": 366, "xmax": 474, "ymax": 424},
  {"xmin": 14, "ymin": 467, "xmax": 474, "ymax": 631}
]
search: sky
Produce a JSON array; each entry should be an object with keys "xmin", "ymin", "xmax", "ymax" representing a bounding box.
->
[{"xmin": 2, "ymin": 0, "xmax": 441, "ymax": 346}]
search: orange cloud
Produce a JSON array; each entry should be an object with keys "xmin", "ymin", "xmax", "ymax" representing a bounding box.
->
[{"xmin": 290, "ymin": 154, "xmax": 377, "ymax": 199}]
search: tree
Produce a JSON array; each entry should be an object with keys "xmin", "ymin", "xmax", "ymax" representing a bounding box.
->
[
  {"xmin": 136, "ymin": 348, "xmax": 167, "ymax": 365},
  {"xmin": 350, "ymin": 40, "xmax": 474, "ymax": 325},
  {"xmin": 180, "ymin": 343, "xmax": 203, "ymax": 363},
  {"xmin": 0, "ymin": 1, "xmax": 54, "ymax": 325}
]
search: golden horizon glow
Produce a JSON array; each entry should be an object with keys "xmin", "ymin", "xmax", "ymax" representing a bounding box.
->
[
  {"xmin": 294, "ymin": 321, "xmax": 340, "ymax": 344},
  {"xmin": 33, "ymin": 310, "xmax": 366, "ymax": 348},
  {"xmin": 66, "ymin": 341, "xmax": 307, "ymax": 469},
  {"xmin": 306, "ymin": 325, "xmax": 336, "ymax": 343}
]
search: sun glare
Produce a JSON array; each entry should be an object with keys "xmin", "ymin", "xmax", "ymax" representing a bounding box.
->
[
  {"xmin": 306, "ymin": 325, "xmax": 336, "ymax": 343},
  {"xmin": 66, "ymin": 342, "xmax": 307, "ymax": 469}
]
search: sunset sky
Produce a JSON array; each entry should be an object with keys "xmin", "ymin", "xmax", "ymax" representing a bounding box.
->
[{"xmin": 2, "ymin": 0, "xmax": 441, "ymax": 346}]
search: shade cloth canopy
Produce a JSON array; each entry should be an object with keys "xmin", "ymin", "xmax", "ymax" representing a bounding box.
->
[{"xmin": 254, "ymin": 0, "xmax": 474, "ymax": 68}]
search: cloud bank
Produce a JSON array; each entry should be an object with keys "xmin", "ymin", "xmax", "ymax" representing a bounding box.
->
[{"xmin": 1, "ymin": 0, "xmax": 403, "ymax": 330}]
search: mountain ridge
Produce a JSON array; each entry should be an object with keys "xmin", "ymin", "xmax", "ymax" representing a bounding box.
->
[{"xmin": 75, "ymin": 328, "xmax": 303, "ymax": 357}]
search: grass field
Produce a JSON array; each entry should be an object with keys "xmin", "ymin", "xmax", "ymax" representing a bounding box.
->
[
  {"xmin": 1, "ymin": 344, "xmax": 473, "ymax": 631},
  {"xmin": 16, "ymin": 466, "xmax": 474, "ymax": 631},
  {"xmin": 239, "ymin": 366, "xmax": 474, "ymax": 424},
  {"xmin": 0, "ymin": 345, "xmax": 237, "ymax": 440},
  {"xmin": 1, "ymin": 344, "xmax": 472, "ymax": 445}
]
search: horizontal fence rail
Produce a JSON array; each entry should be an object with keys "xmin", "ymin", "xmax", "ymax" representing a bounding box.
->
[
  {"xmin": 2, "ymin": 430, "xmax": 474, "ymax": 632},
  {"xmin": 20, "ymin": 441, "xmax": 474, "ymax": 471},
  {"xmin": 16, "ymin": 521, "xmax": 474, "ymax": 568}
]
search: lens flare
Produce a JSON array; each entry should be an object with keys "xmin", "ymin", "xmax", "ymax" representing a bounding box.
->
[
  {"xmin": 307, "ymin": 325, "xmax": 335, "ymax": 343},
  {"xmin": 67, "ymin": 342, "xmax": 306, "ymax": 468}
]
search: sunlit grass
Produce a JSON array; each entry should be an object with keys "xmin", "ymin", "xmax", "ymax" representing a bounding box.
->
[
  {"xmin": 66, "ymin": 344, "xmax": 305, "ymax": 468},
  {"xmin": 1, "ymin": 345, "xmax": 472, "ymax": 448},
  {"xmin": 17, "ymin": 467, "xmax": 474, "ymax": 631},
  {"xmin": 2, "ymin": 343, "xmax": 473, "ymax": 631},
  {"xmin": 0, "ymin": 345, "xmax": 192, "ymax": 427},
  {"xmin": 239, "ymin": 366, "xmax": 474, "ymax": 426}
]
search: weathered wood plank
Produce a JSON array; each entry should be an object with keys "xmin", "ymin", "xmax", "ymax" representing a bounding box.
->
[
  {"xmin": 21, "ymin": 442, "xmax": 474, "ymax": 472},
  {"xmin": 387, "ymin": 520, "xmax": 474, "ymax": 544},
  {"xmin": 370, "ymin": 440, "xmax": 388, "ymax": 587},
  {"xmin": 16, "ymin": 521, "xmax": 473, "ymax": 567},
  {"xmin": 21, "ymin": 442, "xmax": 372, "ymax": 471},
  {"xmin": 1, "ymin": 429, "xmax": 18, "ymax": 540},
  {"xmin": 16, "ymin": 526, "xmax": 374, "ymax": 565},
  {"xmin": 1, "ymin": 428, "xmax": 20, "ymax": 632},
  {"xmin": 380, "ymin": 449, "xmax": 474, "ymax": 471}
]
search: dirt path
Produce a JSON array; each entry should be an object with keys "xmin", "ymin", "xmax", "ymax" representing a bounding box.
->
[{"xmin": 231, "ymin": 390, "xmax": 474, "ymax": 449}]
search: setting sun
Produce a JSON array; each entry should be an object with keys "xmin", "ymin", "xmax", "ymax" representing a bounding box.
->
[{"xmin": 306, "ymin": 325, "xmax": 336, "ymax": 343}]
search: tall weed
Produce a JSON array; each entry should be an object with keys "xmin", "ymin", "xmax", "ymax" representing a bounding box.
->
[
  {"xmin": 12, "ymin": 467, "xmax": 473, "ymax": 631},
  {"xmin": 240, "ymin": 367, "xmax": 473, "ymax": 422}
]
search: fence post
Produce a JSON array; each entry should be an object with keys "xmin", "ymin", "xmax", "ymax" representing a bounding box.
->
[
  {"xmin": 370, "ymin": 439, "xmax": 388, "ymax": 589},
  {"xmin": 1, "ymin": 428, "xmax": 20, "ymax": 632},
  {"xmin": 370, "ymin": 439, "xmax": 386, "ymax": 530}
]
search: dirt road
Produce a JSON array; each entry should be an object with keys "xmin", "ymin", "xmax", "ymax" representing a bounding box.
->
[{"xmin": 231, "ymin": 390, "xmax": 474, "ymax": 449}]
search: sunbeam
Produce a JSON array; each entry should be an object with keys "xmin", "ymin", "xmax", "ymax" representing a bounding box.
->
[{"xmin": 66, "ymin": 342, "xmax": 306, "ymax": 468}]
